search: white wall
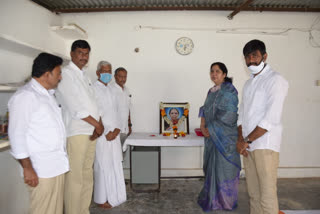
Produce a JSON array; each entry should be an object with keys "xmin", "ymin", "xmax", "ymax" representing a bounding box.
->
[
  {"xmin": 0, "ymin": 0, "xmax": 67, "ymax": 83},
  {"xmin": 0, "ymin": 0, "xmax": 67, "ymax": 213},
  {"xmin": 61, "ymin": 11, "xmax": 320, "ymax": 177}
]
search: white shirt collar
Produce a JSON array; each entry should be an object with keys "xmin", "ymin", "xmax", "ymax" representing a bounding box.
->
[
  {"xmin": 96, "ymin": 80, "xmax": 108, "ymax": 87},
  {"xmin": 69, "ymin": 61, "xmax": 86, "ymax": 75},
  {"xmin": 30, "ymin": 78, "xmax": 55, "ymax": 96},
  {"xmin": 113, "ymin": 82, "xmax": 126, "ymax": 91}
]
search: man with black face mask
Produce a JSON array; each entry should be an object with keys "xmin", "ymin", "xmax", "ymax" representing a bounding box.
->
[{"xmin": 236, "ymin": 40, "xmax": 288, "ymax": 214}]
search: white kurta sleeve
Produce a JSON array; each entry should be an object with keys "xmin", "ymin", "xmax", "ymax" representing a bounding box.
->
[
  {"xmin": 8, "ymin": 91, "xmax": 35, "ymax": 159},
  {"xmin": 102, "ymin": 90, "xmax": 121, "ymax": 134},
  {"xmin": 94, "ymin": 84, "xmax": 120, "ymax": 134},
  {"xmin": 258, "ymin": 75, "xmax": 289, "ymax": 131},
  {"xmin": 57, "ymin": 71, "xmax": 90, "ymax": 119},
  {"xmin": 237, "ymin": 93, "xmax": 244, "ymax": 127}
]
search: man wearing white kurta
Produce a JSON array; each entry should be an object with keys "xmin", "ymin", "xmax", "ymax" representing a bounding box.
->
[
  {"xmin": 109, "ymin": 67, "xmax": 132, "ymax": 157},
  {"xmin": 8, "ymin": 53, "xmax": 69, "ymax": 214},
  {"xmin": 93, "ymin": 61, "xmax": 126, "ymax": 208},
  {"xmin": 55, "ymin": 40, "xmax": 104, "ymax": 214},
  {"xmin": 236, "ymin": 40, "xmax": 288, "ymax": 214}
]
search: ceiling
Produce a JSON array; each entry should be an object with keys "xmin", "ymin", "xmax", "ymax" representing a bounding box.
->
[{"xmin": 31, "ymin": 0, "xmax": 320, "ymax": 19}]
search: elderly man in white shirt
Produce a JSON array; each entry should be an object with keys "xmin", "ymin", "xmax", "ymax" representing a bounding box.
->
[
  {"xmin": 236, "ymin": 40, "xmax": 288, "ymax": 214},
  {"xmin": 55, "ymin": 40, "xmax": 104, "ymax": 214},
  {"xmin": 109, "ymin": 67, "xmax": 132, "ymax": 155},
  {"xmin": 93, "ymin": 61, "xmax": 126, "ymax": 209},
  {"xmin": 8, "ymin": 53, "xmax": 69, "ymax": 214}
]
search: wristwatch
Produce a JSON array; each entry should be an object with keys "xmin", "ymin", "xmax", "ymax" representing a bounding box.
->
[{"xmin": 244, "ymin": 136, "xmax": 252, "ymax": 144}]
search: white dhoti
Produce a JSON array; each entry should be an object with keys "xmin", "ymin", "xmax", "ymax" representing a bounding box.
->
[
  {"xmin": 93, "ymin": 80, "xmax": 127, "ymax": 207},
  {"xmin": 93, "ymin": 135, "xmax": 126, "ymax": 207}
]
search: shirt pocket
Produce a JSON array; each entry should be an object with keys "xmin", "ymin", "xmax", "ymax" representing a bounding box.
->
[
  {"xmin": 251, "ymin": 91, "xmax": 266, "ymax": 110},
  {"xmin": 30, "ymin": 102, "xmax": 62, "ymax": 152}
]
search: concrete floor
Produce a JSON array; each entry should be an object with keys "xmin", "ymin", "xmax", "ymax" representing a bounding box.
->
[{"xmin": 89, "ymin": 178, "xmax": 320, "ymax": 214}]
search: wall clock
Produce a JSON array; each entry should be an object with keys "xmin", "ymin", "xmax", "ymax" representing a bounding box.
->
[{"xmin": 175, "ymin": 37, "xmax": 194, "ymax": 55}]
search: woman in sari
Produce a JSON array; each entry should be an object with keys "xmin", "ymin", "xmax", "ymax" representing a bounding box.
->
[{"xmin": 198, "ymin": 62, "xmax": 241, "ymax": 211}]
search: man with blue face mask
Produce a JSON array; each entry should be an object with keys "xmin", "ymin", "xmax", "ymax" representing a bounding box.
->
[
  {"xmin": 92, "ymin": 61, "xmax": 127, "ymax": 209},
  {"xmin": 236, "ymin": 40, "xmax": 288, "ymax": 214}
]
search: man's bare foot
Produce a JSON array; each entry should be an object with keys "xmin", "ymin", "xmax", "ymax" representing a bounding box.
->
[
  {"xmin": 104, "ymin": 202, "xmax": 112, "ymax": 209},
  {"xmin": 97, "ymin": 202, "xmax": 112, "ymax": 209}
]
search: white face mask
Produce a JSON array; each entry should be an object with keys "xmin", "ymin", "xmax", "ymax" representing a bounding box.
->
[{"xmin": 248, "ymin": 61, "xmax": 265, "ymax": 74}]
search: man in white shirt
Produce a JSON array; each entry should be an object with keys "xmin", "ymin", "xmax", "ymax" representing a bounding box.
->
[
  {"xmin": 93, "ymin": 61, "xmax": 126, "ymax": 209},
  {"xmin": 8, "ymin": 53, "xmax": 69, "ymax": 214},
  {"xmin": 236, "ymin": 40, "xmax": 289, "ymax": 214},
  {"xmin": 55, "ymin": 40, "xmax": 104, "ymax": 214},
  {"xmin": 109, "ymin": 67, "xmax": 132, "ymax": 154}
]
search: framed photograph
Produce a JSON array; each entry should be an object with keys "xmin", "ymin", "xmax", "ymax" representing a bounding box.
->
[{"xmin": 160, "ymin": 102, "xmax": 190, "ymax": 134}]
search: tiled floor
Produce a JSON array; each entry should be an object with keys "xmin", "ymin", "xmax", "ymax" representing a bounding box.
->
[{"xmin": 89, "ymin": 178, "xmax": 320, "ymax": 214}]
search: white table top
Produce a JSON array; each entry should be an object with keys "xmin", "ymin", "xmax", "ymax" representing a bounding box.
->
[
  {"xmin": 123, "ymin": 132, "xmax": 204, "ymax": 151},
  {"xmin": 0, "ymin": 140, "xmax": 10, "ymax": 149}
]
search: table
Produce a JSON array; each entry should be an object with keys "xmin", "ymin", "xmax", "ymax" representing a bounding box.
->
[
  {"xmin": 123, "ymin": 132, "xmax": 204, "ymax": 151},
  {"xmin": 0, "ymin": 140, "xmax": 9, "ymax": 150},
  {"xmin": 123, "ymin": 132, "xmax": 204, "ymax": 192}
]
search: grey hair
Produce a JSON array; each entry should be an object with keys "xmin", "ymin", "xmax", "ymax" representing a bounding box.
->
[{"xmin": 97, "ymin": 61, "xmax": 111, "ymax": 71}]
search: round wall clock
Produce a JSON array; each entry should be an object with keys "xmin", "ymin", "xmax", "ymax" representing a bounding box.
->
[{"xmin": 175, "ymin": 37, "xmax": 194, "ymax": 55}]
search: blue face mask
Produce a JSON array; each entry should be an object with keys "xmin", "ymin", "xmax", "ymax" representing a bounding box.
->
[{"xmin": 100, "ymin": 73, "xmax": 112, "ymax": 84}]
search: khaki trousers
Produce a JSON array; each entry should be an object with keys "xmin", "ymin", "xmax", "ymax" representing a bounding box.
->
[
  {"xmin": 28, "ymin": 173, "xmax": 65, "ymax": 214},
  {"xmin": 244, "ymin": 149, "xmax": 279, "ymax": 214},
  {"xmin": 64, "ymin": 135, "xmax": 96, "ymax": 214}
]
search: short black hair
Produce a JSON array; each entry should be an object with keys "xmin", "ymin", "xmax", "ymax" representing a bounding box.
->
[
  {"xmin": 115, "ymin": 67, "xmax": 127, "ymax": 75},
  {"xmin": 32, "ymin": 53, "xmax": 63, "ymax": 78},
  {"xmin": 210, "ymin": 62, "xmax": 233, "ymax": 83},
  {"xmin": 243, "ymin": 39, "xmax": 266, "ymax": 56},
  {"xmin": 71, "ymin": 40, "xmax": 91, "ymax": 52}
]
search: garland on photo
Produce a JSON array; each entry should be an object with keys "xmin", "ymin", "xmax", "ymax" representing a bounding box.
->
[
  {"xmin": 162, "ymin": 128, "xmax": 186, "ymax": 137},
  {"xmin": 160, "ymin": 103, "xmax": 189, "ymax": 136}
]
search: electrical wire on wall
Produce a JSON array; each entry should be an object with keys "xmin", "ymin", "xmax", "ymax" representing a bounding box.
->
[
  {"xmin": 309, "ymin": 15, "xmax": 320, "ymax": 48},
  {"xmin": 136, "ymin": 15, "xmax": 320, "ymax": 48}
]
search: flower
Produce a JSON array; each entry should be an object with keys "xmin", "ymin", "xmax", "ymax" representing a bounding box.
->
[
  {"xmin": 172, "ymin": 126, "xmax": 178, "ymax": 132},
  {"xmin": 161, "ymin": 109, "xmax": 166, "ymax": 117},
  {"xmin": 179, "ymin": 131, "xmax": 186, "ymax": 137},
  {"xmin": 183, "ymin": 109, "xmax": 189, "ymax": 116},
  {"xmin": 163, "ymin": 133, "xmax": 171, "ymax": 136}
]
